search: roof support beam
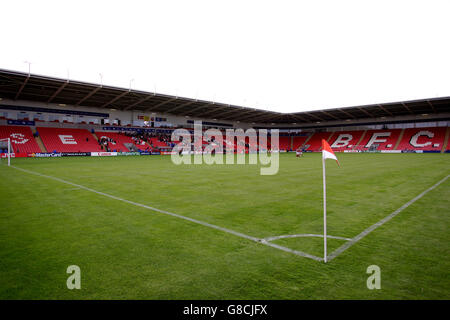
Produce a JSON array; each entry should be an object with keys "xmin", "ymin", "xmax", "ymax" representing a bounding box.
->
[
  {"xmin": 165, "ymin": 100, "xmax": 198, "ymax": 113},
  {"xmin": 400, "ymin": 102, "xmax": 413, "ymax": 114},
  {"xmin": 47, "ymin": 80, "xmax": 69, "ymax": 103},
  {"xmin": 181, "ymin": 104, "xmax": 217, "ymax": 117},
  {"xmin": 181, "ymin": 103, "xmax": 215, "ymax": 116},
  {"xmin": 426, "ymin": 100, "xmax": 437, "ymax": 113},
  {"xmin": 304, "ymin": 112, "xmax": 325, "ymax": 121},
  {"xmin": 76, "ymin": 86, "xmax": 102, "ymax": 106},
  {"xmin": 123, "ymin": 95, "xmax": 154, "ymax": 111},
  {"xmin": 289, "ymin": 113, "xmax": 309, "ymax": 122},
  {"xmin": 101, "ymin": 91, "xmax": 129, "ymax": 108},
  {"xmin": 221, "ymin": 109, "xmax": 260, "ymax": 121},
  {"xmin": 239, "ymin": 111, "xmax": 280, "ymax": 122},
  {"xmin": 247, "ymin": 112, "xmax": 282, "ymax": 123},
  {"xmin": 377, "ymin": 104, "xmax": 393, "ymax": 116},
  {"xmin": 224, "ymin": 108, "xmax": 258, "ymax": 120},
  {"xmin": 211, "ymin": 107, "xmax": 246, "ymax": 118},
  {"xmin": 14, "ymin": 74, "xmax": 30, "ymax": 100},
  {"xmin": 196, "ymin": 104, "xmax": 225, "ymax": 117},
  {"xmin": 337, "ymin": 108, "xmax": 356, "ymax": 119},
  {"xmin": 357, "ymin": 107, "xmax": 374, "ymax": 118},
  {"xmin": 321, "ymin": 110, "xmax": 340, "ymax": 120},
  {"xmin": 194, "ymin": 107, "xmax": 232, "ymax": 118},
  {"xmin": 145, "ymin": 97, "xmax": 178, "ymax": 111}
]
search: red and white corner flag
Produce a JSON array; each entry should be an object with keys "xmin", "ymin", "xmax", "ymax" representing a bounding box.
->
[
  {"xmin": 322, "ymin": 139, "xmax": 339, "ymax": 166},
  {"xmin": 321, "ymin": 139, "xmax": 339, "ymax": 263}
]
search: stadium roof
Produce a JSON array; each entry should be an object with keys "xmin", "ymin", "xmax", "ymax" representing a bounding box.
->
[{"xmin": 0, "ymin": 68, "xmax": 449, "ymax": 125}]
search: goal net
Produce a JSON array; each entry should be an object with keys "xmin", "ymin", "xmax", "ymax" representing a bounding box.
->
[{"xmin": 0, "ymin": 138, "xmax": 11, "ymax": 166}]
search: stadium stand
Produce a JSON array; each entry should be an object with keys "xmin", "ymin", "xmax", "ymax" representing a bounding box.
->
[
  {"xmin": 303, "ymin": 132, "xmax": 334, "ymax": 151},
  {"xmin": 0, "ymin": 125, "xmax": 41, "ymax": 153},
  {"xmin": 149, "ymin": 137, "xmax": 169, "ymax": 148},
  {"xmin": 446, "ymin": 128, "xmax": 450, "ymax": 152},
  {"xmin": 396, "ymin": 127, "xmax": 447, "ymax": 152},
  {"xmin": 37, "ymin": 127, "xmax": 103, "ymax": 153},
  {"xmin": 96, "ymin": 131, "xmax": 151, "ymax": 152},
  {"xmin": 2, "ymin": 122, "xmax": 450, "ymax": 155},
  {"xmin": 292, "ymin": 136, "xmax": 309, "ymax": 150},
  {"xmin": 279, "ymin": 136, "xmax": 291, "ymax": 150},
  {"xmin": 356, "ymin": 129, "xmax": 402, "ymax": 151},
  {"xmin": 328, "ymin": 130, "xmax": 365, "ymax": 151}
]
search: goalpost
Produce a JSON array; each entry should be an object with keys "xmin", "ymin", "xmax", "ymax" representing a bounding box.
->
[{"xmin": 0, "ymin": 138, "xmax": 11, "ymax": 166}]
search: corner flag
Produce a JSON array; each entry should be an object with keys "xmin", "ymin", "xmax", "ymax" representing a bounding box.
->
[
  {"xmin": 322, "ymin": 139, "xmax": 339, "ymax": 165},
  {"xmin": 321, "ymin": 139, "xmax": 339, "ymax": 263}
]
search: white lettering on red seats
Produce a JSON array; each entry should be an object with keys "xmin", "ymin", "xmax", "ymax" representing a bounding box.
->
[
  {"xmin": 10, "ymin": 133, "xmax": 29, "ymax": 144},
  {"xmin": 365, "ymin": 132, "xmax": 391, "ymax": 148},
  {"xmin": 331, "ymin": 134, "xmax": 353, "ymax": 148},
  {"xmin": 410, "ymin": 130, "xmax": 434, "ymax": 148},
  {"xmin": 59, "ymin": 135, "xmax": 77, "ymax": 144}
]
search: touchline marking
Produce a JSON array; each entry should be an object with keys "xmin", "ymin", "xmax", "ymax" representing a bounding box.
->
[
  {"xmin": 327, "ymin": 174, "xmax": 450, "ymax": 262},
  {"xmin": 9, "ymin": 165, "xmax": 322, "ymax": 261}
]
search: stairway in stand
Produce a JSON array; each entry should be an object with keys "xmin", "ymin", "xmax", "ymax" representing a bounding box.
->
[{"xmin": 31, "ymin": 127, "xmax": 47, "ymax": 152}]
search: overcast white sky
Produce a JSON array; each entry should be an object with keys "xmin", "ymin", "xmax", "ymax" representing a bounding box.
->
[{"xmin": 1, "ymin": 0, "xmax": 449, "ymax": 113}]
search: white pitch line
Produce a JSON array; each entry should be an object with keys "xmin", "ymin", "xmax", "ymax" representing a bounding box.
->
[
  {"xmin": 259, "ymin": 239, "xmax": 322, "ymax": 261},
  {"xmin": 264, "ymin": 234, "xmax": 352, "ymax": 242},
  {"xmin": 327, "ymin": 174, "xmax": 450, "ymax": 262},
  {"xmin": 9, "ymin": 165, "xmax": 321, "ymax": 261}
]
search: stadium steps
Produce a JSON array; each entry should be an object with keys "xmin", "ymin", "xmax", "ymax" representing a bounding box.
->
[
  {"xmin": 91, "ymin": 132, "xmax": 100, "ymax": 142},
  {"xmin": 31, "ymin": 127, "xmax": 47, "ymax": 152},
  {"xmin": 394, "ymin": 128, "xmax": 405, "ymax": 150},
  {"xmin": 301, "ymin": 133, "xmax": 313, "ymax": 147},
  {"xmin": 355, "ymin": 130, "xmax": 367, "ymax": 147},
  {"xmin": 327, "ymin": 132, "xmax": 334, "ymax": 142},
  {"xmin": 319, "ymin": 132, "xmax": 335, "ymax": 151},
  {"xmin": 34, "ymin": 136, "xmax": 47, "ymax": 153},
  {"xmin": 441, "ymin": 126, "xmax": 450, "ymax": 153}
]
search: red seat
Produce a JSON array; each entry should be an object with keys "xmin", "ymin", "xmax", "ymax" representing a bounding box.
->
[
  {"xmin": 37, "ymin": 127, "xmax": 102, "ymax": 153},
  {"xmin": 279, "ymin": 136, "xmax": 291, "ymax": 150},
  {"xmin": 0, "ymin": 125, "xmax": 41, "ymax": 153},
  {"xmin": 149, "ymin": 137, "xmax": 169, "ymax": 148},
  {"xmin": 357, "ymin": 129, "xmax": 402, "ymax": 151},
  {"xmin": 396, "ymin": 127, "xmax": 446, "ymax": 151},
  {"xmin": 328, "ymin": 131, "xmax": 365, "ymax": 151},
  {"xmin": 292, "ymin": 136, "xmax": 309, "ymax": 150},
  {"xmin": 303, "ymin": 132, "xmax": 333, "ymax": 151}
]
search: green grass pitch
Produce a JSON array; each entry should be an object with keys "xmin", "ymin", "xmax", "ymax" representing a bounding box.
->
[{"xmin": 0, "ymin": 153, "xmax": 449, "ymax": 299}]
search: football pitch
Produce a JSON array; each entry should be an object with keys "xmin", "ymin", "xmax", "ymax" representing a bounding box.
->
[{"xmin": 0, "ymin": 153, "xmax": 449, "ymax": 299}]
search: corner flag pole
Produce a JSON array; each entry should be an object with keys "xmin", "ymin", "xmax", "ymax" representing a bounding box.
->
[
  {"xmin": 7, "ymin": 138, "xmax": 11, "ymax": 167},
  {"xmin": 322, "ymin": 156, "xmax": 327, "ymax": 263},
  {"xmin": 321, "ymin": 139, "xmax": 339, "ymax": 263}
]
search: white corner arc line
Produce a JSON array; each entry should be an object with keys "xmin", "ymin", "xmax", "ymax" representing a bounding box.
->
[
  {"xmin": 9, "ymin": 165, "xmax": 321, "ymax": 261},
  {"xmin": 327, "ymin": 174, "xmax": 450, "ymax": 262},
  {"xmin": 264, "ymin": 234, "xmax": 352, "ymax": 242}
]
